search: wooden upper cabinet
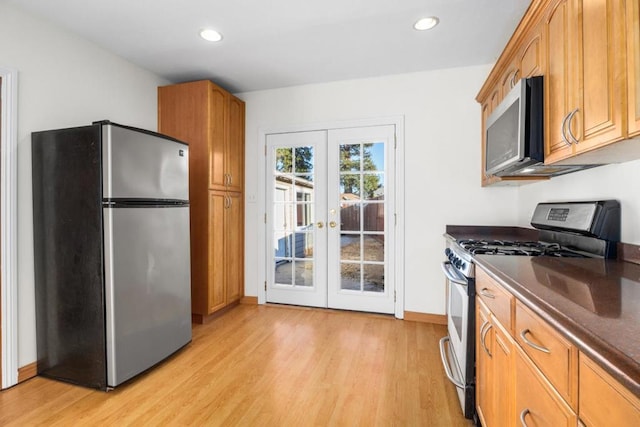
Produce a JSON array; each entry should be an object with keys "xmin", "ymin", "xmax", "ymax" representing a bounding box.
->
[
  {"xmin": 500, "ymin": 63, "xmax": 520, "ymax": 99},
  {"xmin": 519, "ymin": 23, "xmax": 544, "ymax": 78},
  {"xmin": 226, "ymin": 96, "xmax": 245, "ymax": 193},
  {"xmin": 208, "ymin": 86, "xmax": 227, "ymax": 191},
  {"xmin": 544, "ymin": 0, "xmax": 575, "ymax": 163},
  {"xmin": 628, "ymin": 0, "xmax": 640, "ymax": 137},
  {"xmin": 209, "ymin": 87, "xmax": 245, "ymax": 192},
  {"xmin": 545, "ymin": 0, "xmax": 626, "ymax": 164}
]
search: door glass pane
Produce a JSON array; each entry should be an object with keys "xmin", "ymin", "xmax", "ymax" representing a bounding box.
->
[
  {"xmin": 363, "ymin": 235, "xmax": 384, "ymax": 262},
  {"xmin": 363, "ymin": 142, "xmax": 384, "ymax": 171},
  {"xmin": 340, "ymin": 204, "xmax": 360, "ymax": 232},
  {"xmin": 275, "ymin": 148, "xmax": 293, "ymax": 173},
  {"xmin": 340, "ymin": 263, "xmax": 361, "ymax": 291},
  {"xmin": 273, "ymin": 203, "xmax": 293, "ymax": 231},
  {"xmin": 340, "ymin": 144, "xmax": 360, "ymax": 172},
  {"xmin": 340, "ymin": 174, "xmax": 360, "ymax": 198},
  {"xmin": 294, "ymin": 233, "xmax": 314, "ymax": 259},
  {"xmin": 363, "ymin": 173, "xmax": 384, "ymax": 200},
  {"xmin": 273, "ymin": 233, "xmax": 293, "ymax": 258},
  {"xmin": 340, "ymin": 234, "xmax": 360, "ymax": 261},
  {"xmin": 274, "ymin": 260, "xmax": 293, "ymax": 285},
  {"xmin": 294, "ymin": 146, "xmax": 314, "ymax": 180},
  {"xmin": 363, "ymin": 203, "xmax": 384, "ymax": 232},
  {"xmin": 363, "ymin": 264, "xmax": 384, "ymax": 293},
  {"xmin": 295, "ymin": 261, "xmax": 314, "ymax": 287}
]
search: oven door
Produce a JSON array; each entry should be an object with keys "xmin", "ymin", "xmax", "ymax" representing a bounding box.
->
[
  {"xmin": 442, "ymin": 261, "xmax": 469, "ymax": 381},
  {"xmin": 439, "ymin": 260, "xmax": 475, "ymax": 418}
]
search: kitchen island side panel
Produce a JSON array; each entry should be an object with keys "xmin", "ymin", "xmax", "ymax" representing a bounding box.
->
[{"xmin": 32, "ymin": 125, "xmax": 108, "ymax": 389}]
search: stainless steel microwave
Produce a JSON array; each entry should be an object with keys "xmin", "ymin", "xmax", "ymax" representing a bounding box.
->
[
  {"xmin": 485, "ymin": 76, "xmax": 544, "ymax": 176},
  {"xmin": 484, "ymin": 76, "xmax": 594, "ymax": 177}
]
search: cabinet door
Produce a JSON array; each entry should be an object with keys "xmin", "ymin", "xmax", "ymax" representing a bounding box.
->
[
  {"xmin": 544, "ymin": 0, "xmax": 575, "ymax": 163},
  {"xmin": 225, "ymin": 191, "xmax": 244, "ymax": 304},
  {"xmin": 628, "ymin": 0, "xmax": 640, "ymax": 136},
  {"xmin": 226, "ymin": 96, "xmax": 245, "ymax": 193},
  {"xmin": 570, "ymin": 0, "xmax": 626, "ymax": 152},
  {"xmin": 476, "ymin": 298, "xmax": 493, "ymax": 427},
  {"xmin": 515, "ymin": 346, "xmax": 577, "ymax": 426},
  {"xmin": 519, "ymin": 23, "xmax": 544, "ymax": 78},
  {"xmin": 500, "ymin": 63, "xmax": 520, "ymax": 98},
  {"xmin": 209, "ymin": 86, "xmax": 228, "ymax": 190},
  {"xmin": 208, "ymin": 191, "xmax": 227, "ymax": 313},
  {"xmin": 579, "ymin": 354, "xmax": 640, "ymax": 426},
  {"xmin": 492, "ymin": 321, "xmax": 514, "ymax": 426}
]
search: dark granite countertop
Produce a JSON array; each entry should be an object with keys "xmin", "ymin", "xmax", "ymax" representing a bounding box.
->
[{"xmin": 445, "ymin": 225, "xmax": 640, "ymax": 398}]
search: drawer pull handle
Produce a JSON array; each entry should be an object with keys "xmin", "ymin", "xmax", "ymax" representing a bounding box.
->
[
  {"xmin": 480, "ymin": 321, "xmax": 493, "ymax": 357},
  {"xmin": 520, "ymin": 329, "xmax": 551, "ymax": 354},
  {"xmin": 520, "ymin": 408, "xmax": 531, "ymax": 426},
  {"xmin": 479, "ymin": 288, "xmax": 495, "ymax": 299}
]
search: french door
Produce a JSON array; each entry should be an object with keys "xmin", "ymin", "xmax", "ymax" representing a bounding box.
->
[{"xmin": 266, "ymin": 125, "xmax": 395, "ymax": 314}]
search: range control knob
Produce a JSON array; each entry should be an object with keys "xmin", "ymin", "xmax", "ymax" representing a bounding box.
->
[
  {"xmin": 460, "ymin": 261, "xmax": 466, "ymax": 270},
  {"xmin": 445, "ymin": 248, "xmax": 451, "ymax": 257}
]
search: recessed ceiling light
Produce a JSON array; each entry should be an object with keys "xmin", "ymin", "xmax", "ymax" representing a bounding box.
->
[
  {"xmin": 414, "ymin": 17, "xmax": 440, "ymax": 31},
  {"xmin": 200, "ymin": 29, "xmax": 223, "ymax": 42}
]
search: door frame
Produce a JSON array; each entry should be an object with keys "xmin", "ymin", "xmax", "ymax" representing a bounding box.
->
[
  {"xmin": 256, "ymin": 116, "xmax": 405, "ymax": 318},
  {"xmin": 0, "ymin": 66, "xmax": 19, "ymax": 388}
]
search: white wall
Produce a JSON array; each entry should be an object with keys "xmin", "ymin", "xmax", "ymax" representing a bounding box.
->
[
  {"xmin": 516, "ymin": 159, "xmax": 640, "ymax": 244},
  {"xmin": 0, "ymin": 2, "xmax": 168, "ymax": 367},
  {"xmin": 238, "ymin": 65, "xmax": 520, "ymax": 315}
]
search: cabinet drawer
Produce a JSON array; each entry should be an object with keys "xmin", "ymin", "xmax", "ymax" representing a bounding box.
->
[
  {"xmin": 579, "ymin": 354, "xmax": 640, "ymax": 426},
  {"xmin": 515, "ymin": 300, "xmax": 578, "ymax": 408},
  {"xmin": 515, "ymin": 346, "xmax": 577, "ymax": 427},
  {"xmin": 476, "ymin": 268, "xmax": 513, "ymax": 331}
]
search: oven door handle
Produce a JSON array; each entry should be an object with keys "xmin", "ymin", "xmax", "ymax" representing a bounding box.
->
[
  {"xmin": 441, "ymin": 261, "xmax": 468, "ymax": 287},
  {"xmin": 438, "ymin": 336, "xmax": 465, "ymax": 389}
]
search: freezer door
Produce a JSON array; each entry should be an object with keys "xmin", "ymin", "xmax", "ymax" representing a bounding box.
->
[
  {"xmin": 103, "ymin": 205, "xmax": 191, "ymax": 387},
  {"xmin": 102, "ymin": 123, "xmax": 189, "ymax": 201}
]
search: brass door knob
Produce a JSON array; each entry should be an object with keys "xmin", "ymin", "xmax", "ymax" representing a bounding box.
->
[
  {"xmin": 329, "ymin": 221, "xmax": 337, "ymax": 228},
  {"xmin": 317, "ymin": 222, "xmax": 324, "ymax": 229}
]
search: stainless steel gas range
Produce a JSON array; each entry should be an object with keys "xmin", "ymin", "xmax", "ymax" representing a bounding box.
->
[{"xmin": 439, "ymin": 200, "xmax": 621, "ymax": 420}]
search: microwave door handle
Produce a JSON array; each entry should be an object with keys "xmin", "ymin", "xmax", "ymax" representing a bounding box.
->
[
  {"xmin": 441, "ymin": 261, "xmax": 468, "ymax": 286},
  {"xmin": 561, "ymin": 112, "xmax": 573, "ymax": 147}
]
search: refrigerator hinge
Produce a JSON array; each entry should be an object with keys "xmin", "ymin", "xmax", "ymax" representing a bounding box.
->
[
  {"xmin": 264, "ymin": 213, "xmax": 267, "ymax": 224},
  {"xmin": 264, "ymin": 281, "xmax": 267, "ymax": 291},
  {"xmin": 264, "ymin": 145, "xmax": 267, "ymax": 156}
]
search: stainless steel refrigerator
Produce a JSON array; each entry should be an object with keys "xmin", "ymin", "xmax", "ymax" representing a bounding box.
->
[{"xmin": 32, "ymin": 120, "xmax": 192, "ymax": 390}]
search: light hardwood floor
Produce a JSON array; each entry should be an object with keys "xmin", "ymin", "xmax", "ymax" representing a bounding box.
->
[{"xmin": 0, "ymin": 304, "xmax": 472, "ymax": 426}]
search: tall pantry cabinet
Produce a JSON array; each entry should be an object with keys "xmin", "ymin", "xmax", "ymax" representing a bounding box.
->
[{"xmin": 158, "ymin": 80, "xmax": 245, "ymax": 323}]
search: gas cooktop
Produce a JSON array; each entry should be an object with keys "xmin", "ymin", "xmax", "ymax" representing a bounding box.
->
[{"xmin": 457, "ymin": 239, "xmax": 589, "ymax": 258}]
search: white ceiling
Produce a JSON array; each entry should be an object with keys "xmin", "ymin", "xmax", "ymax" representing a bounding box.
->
[{"xmin": 7, "ymin": 0, "xmax": 531, "ymax": 93}]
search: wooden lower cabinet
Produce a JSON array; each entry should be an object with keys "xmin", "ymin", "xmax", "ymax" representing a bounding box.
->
[
  {"xmin": 515, "ymin": 345, "xmax": 577, "ymax": 426},
  {"xmin": 579, "ymin": 354, "xmax": 640, "ymax": 426},
  {"xmin": 476, "ymin": 266, "xmax": 640, "ymax": 426},
  {"xmin": 206, "ymin": 190, "xmax": 244, "ymax": 316},
  {"xmin": 476, "ymin": 298, "xmax": 514, "ymax": 427}
]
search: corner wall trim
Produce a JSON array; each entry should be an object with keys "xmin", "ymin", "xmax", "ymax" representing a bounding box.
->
[
  {"xmin": 404, "ymin": 311, "xmax": 447, "ymax": 325},
  {"xmin": 240, "ymin": 296, "xmax": 258, "ymax": 305},
  {"xmin": 0, "ymin": 66, "xmax": 19, "ymax": 389}
]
